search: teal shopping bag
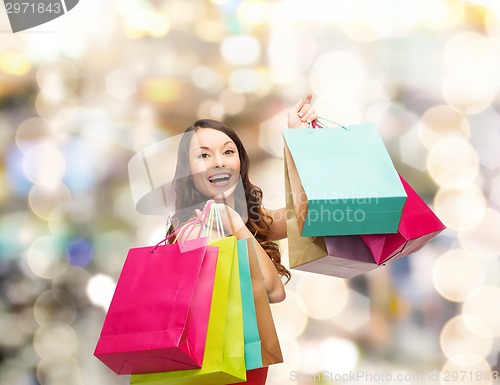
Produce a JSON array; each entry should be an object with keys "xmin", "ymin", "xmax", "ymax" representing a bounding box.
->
[
  {"xmin": 283, "ymin": 122, "xmax": 407, "ymax": 236},
  {"xmin": 237, "ymin": 239, "xmax": 262, "ymax": 370}
]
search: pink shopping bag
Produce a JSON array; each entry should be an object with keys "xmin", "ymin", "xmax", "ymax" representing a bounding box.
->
[
  {"xmin": 94, "ymin": 236, "xmax": 218, "ymax": 375},
  {"xmin": 361, "ymin": 175, "xmax": 446, "ymax": 265}
]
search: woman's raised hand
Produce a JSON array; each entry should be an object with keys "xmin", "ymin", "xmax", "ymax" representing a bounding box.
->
[{"xmin": 288, "ymin": 92, "xmax": 318, "ymax": 129}]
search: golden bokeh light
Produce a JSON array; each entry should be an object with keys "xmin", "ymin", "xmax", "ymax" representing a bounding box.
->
[
  {"xmin": 25, "ymin": 236, "xmax": 68, "ymax": 280},
  {"xmin": 270, "ymin": 290, "xmax": 308, "ymax": 340},
  {"xmin": 440, "ymin": 315, "xmax": 492, "ymax": 365},
  {"xmin": 433, "ymin": 184, "xmax": 486, "ymax": 231},
  {"xmin": 417, "ymin": 105, "xmax": 470, "ymax": 150},
  {"xmin": 297, "ymin": 274, "xmax": 349, "ymax": 320},
  {"xmin": 420, "ymin": 0, "xmax": 464, "ymax": 29},
  {"xmin": 22, "ymin": 143, "xmax": 66, "ymax": 189},
  {"xmin": 310, "ymin": 51, "xmax": 366, "ymax": 98},
  {"xmin": 426, "ymin": 137, "xmax": 479, "ymax": 189},
  {"xmin": 220, "ymin": 35, "xmax": 261, "ymax": 67},
  {"xmin": 458, "ymin": 208, "xmax": 500, "ymax": 260},
  {"xmin": 28, "ymin": 183, "xmax": 72, "ymax": 220},
  {"xmin": 33, "ymin": 323, "xmax": 78, "ymax": 362},
  {"xmin": 141, "ymin": 78, "xmax": 181, "ymax": 104},
  {"xmin": 0, "ymin": 52, "xmax": 32, "ymax": 76},
  {"xmin": 432, "ymin": 250, "xmax": 485, "ymax": 302},
  {"xmin": 340, "ymin": 0, "xmax": 394, "ymax": 42},
  {"xmin": 462, "ymin": 286, "xmax": 500, "ymax": 337}
]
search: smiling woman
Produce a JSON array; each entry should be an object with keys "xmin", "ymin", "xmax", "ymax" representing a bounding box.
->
[{"xmin": 165, "ymin": 95, "xmax": 318, "ymax": 303}]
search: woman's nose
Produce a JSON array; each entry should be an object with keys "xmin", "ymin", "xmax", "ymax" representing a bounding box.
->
[{"xmin": 213, "ymin": 154, "xmax": 225, "ymax": 168}]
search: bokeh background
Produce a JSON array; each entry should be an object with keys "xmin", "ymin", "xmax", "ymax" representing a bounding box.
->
[{"xmin": 1, "ymin": 0, "xmax": 500, "ymax": 384}]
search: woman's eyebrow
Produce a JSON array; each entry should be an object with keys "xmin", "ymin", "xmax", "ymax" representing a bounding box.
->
[{"xmin": 223, "ymin": 141, "xmax": 236, "ymax": 146}]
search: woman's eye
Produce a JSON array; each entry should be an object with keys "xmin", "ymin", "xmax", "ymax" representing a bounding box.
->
[
  {"xmin": 224, "ymin": 149, "xmax": 235, "ymax": 155},
  {"xmin": 198, "ymin": 153, "xmax": 210, "ymax": 159}
]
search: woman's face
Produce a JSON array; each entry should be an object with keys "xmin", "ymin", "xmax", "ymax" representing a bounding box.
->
[{"xmin": 188, "ymin": 128, "xmax": 241, "ymax": 200}]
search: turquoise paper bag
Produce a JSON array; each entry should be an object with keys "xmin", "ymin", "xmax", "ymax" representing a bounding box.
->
[
  {"xmin": 283, "ymin": 123, "xmax": 407, "ymax": 236},
  {"xmin": 237, "ymin": 239, "xmax": 262, "ymax": 370}
]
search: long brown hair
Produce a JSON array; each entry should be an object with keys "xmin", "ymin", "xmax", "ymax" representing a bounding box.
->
[{"xmin": 166, "ymin": 119, "xmax": 290, "ymax": 282}]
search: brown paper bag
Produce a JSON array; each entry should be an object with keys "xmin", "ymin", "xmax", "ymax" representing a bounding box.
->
[
  {"xmin": 284, "ymin": 148, "xmax": 380, "ymax": 279},
  {"xmin": 246, "ymin": 239, "xmax": 283, "ymax": 366}
]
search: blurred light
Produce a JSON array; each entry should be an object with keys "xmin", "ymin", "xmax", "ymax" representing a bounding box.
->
[
  {"xmin": 433, "ymin": 184, "xmax": 487, "ymax": 231},
  {"xmin": 331, "ymin": 289, "xmax": 371, "ymax": 332},
  {"xmin": 398, "ymin": 127, "xmax": 427, "ymax": 172},
  {"xmin": 444, "ymin": 32, "xmax": 500, "ymax": 83},
  {"xmin": 250, "ymin": 159, "xmax": 286, "ymax": 209},
  {"xmin": 37, "ymin": 357, "xmax": 84, "ymax": 385},
  {"xmin": 195, "ymin": 20, "xmax": 227, "ymax": 42},
  {"xmin": 0, "ymin": 52, "xmax": 31, "ymax": 76},
  {"xmin": 48, "ymin": 202, "xmax": 92, "ymax": 239},
  {"xmin": 440, "ymin": 356, "xmax": 492, "ymax": 385},
  {"xmin": 417, "ymin": 105, "xmax": 470, "ymax": 150},
  {"xmin": 462, "ymin": 286, "xmax": 500, "ymax": 337},
  {"xmin": 25, "ymin": 236, "xmax": 68, "ymax": 280},
  {"xmin": 123, "ymin": 8, "xmax": 171, "ymax": 39},
  {"xmin": 218, "ymin": 89, "xmax": 246, "ymax": 115},
  {"xmin": 67, "ymin": 238, "xmax": 94, "ymax": 267},
  {"xmin": 51, "ymin": 267, "xmax": 91, "ymax": 308},
  {"xmin": 228, "ymin": 69, "xmax": 261, "ymax": 93},
  {"xmin": 458, "ymin": 209, "xmax": 500, "ymax": 260},
  {"xmin": 0, "ymin": 169, "xmax": 9, "ymax": 204},
  {"xmin": 490, "ymin": 174, "xmax": 500, "ymax": 207},
  {"xmin": 33, "ymin": 290, "xmax": 77, "ymax": 326},
  {"xmin": 0, "ymin": 212, "xmax": 43, "ymax": 261},
  {"xmin": 297, "ymin": 274, "xmax": 348, "ymax": 320},
  {"xmin": 36, "ymin": 59, "xmax": 80, "ymax": 103},
  {"xmin": 106, "ymin": 67, "xmax": 138, "ymax": 100},
  {"xmin": 0, "ymin": 312, "xmax": 29, "ymax": 347},
  {"xmin": 440, "ymin": 314, "xmax": 492, "ymax": 365},
  {"xmin": 15, "ymin": 117, "xmax": 55, "ymax": 154},
  {"xmin": 442, "ymin": 71, "xmax": 495, "ymax": 115},
  {"xmin": 35, "ymin": 93, "xmax": 79, "ymax": 125},
  {"xmin": 267, "ymin": 339, "xmax": 302, "ymax": 383},
  {"xmin": 432, "ymin": 250, "xmax": 485, "ymax": 302},
  {"xmin": 341, "ymin": 0, "xmax": 394, "ymax": 42},
  {"xmin": 310, "ymin": 51, "xmax": 366, "ymax": 98},
  {"xmin": 314, "ymin": 95, "xmax": 362, "ymax": 126},
  {"xmin": 22, "ymin": 142, "xmax": 66, "ymax": 189},
  {"xmin": 141, "ymin": 78, "xmax": 180, "ymax": 103},
  {"xmin": 220, "ymin": 35, "xmax": 261, "ymax": 66},
  {"xmin": 33, "ymin": 323, "xmax": 78, "ymax": 361},
  {"xmin": 426, "ymin": 137, "xmax": 479, "ymax": 188},
  {"xmin": 258, "ymin": 110, "xmax": 287, "ymax": 158},
  {"xmin": 86, "ymin": 274, "xmax": 116, "ymax": 311},
  {"xmin": 366, "ymin": 102, "xmax": 417, "ymax": 142},
  {"xmin": 421, "ymin": 0, "xmax": 464, "ymax": 29},
  {"xmin": 318, "ymin": 337, "xmax": 359, "ymax": 374},
  {"xmin": 236, "ymin": 0, "xmax": 270, "ymax": 26},
  {"xmin": 469, "ymin": 108, "xmax": 500, "ymax": 171},
  {"xmin": 191, "ymin": 66, "xmax": 223, "ymax": 92},
  {"xmin": 270, "ymin": 290, "xmax": 308, "ymax": 339},
  {"xmin": 28, "ymin": 183, "xmax": 72, "ymax": 220},
  {"xmin": 197, "ymin": 99, "xmax": 225, "ymax": 120}
]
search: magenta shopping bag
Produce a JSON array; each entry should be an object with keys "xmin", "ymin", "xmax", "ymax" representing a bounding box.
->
[
  {"xmin": 94, "ymin": 237, "xmax": 218, "ymax": 375},
  {"xmin": 361, "ymin": 175, "xmax": 446, "ymax": 265}
]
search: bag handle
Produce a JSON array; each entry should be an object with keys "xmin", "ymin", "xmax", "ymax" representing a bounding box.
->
[
  {"xmin": 151, "ymin": 200, "xmax": 216, "ymax": 252},
  {"xmin": 309, "ymin": 117, "xmax": 349, "ymax": 132}
]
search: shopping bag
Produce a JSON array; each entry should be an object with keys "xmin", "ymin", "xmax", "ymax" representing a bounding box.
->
[
  {"xmin": 247, "ymin": 239, "xmax": 283, "ymax": 365},
  {"xmin": 361, "ymin": 175, "xmax": 446, "ymax": 265},
  {"xmin": 237, "ymin": 239, "xmax": 262, "ymax": 370},
  {"xmin": 285, "ymin": 154, "xmax": 380, "ymax": 278},
  {"xmin": 229, "ymin": 367, "xmax": 269, "ymax": 385},
  {"xmin": 283, "ymin": 121, "xmax": 407, "ymax": 236},
  {"xmin": 93, "ymin": 238, "xmax": 218, "ymax": 374},
  {"xmin": 131, "ymin": 235, "xmax": 247, "ymax": 385}
]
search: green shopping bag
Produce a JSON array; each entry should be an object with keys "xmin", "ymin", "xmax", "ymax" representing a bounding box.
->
[
  {"xmin": 283, "ymin": 121, "xmax": 407, "ymax": 236},
  {"xmin": 131, "ymin": 236, "xmax": 246, "ymax": 385},
  {"xmin": 237, "ymin": 239, "xmax": 262, "ymax": 370}
]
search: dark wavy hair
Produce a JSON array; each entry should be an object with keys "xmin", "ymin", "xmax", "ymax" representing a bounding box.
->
[{"xmin": 166, "ymin": 119, "xmax": 290, "ymax": 282}]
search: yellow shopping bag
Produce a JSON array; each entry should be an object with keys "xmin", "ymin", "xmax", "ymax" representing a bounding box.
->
[{"xmin": 131, "ymin": 236, "xmax": 246, "ymax": 385}]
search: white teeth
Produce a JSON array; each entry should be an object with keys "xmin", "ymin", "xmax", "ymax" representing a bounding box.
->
[{"xmin": 209, "ymin": 173, "xmax": 230, "ymax": 182}]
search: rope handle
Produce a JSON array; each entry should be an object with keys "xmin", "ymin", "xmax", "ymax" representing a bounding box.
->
[
  {"xmin": 151, "ymin": 200, "xmax": 216, "ymax": 253},
  {"xmin": 308, "ymin": 117, "xmax": 349, "ymax": 132}
]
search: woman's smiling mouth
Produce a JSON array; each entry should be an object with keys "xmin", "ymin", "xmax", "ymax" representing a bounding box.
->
[{"xmin": 208, "ymin": 172, "xmax": 232, "ymax": 187}]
